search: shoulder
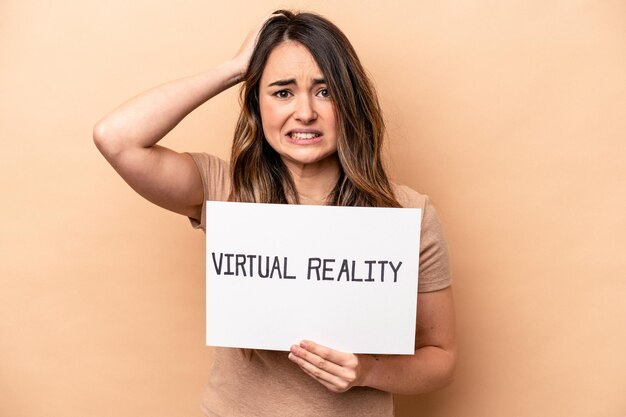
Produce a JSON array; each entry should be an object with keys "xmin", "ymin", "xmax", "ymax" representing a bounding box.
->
[
  {"xmin": 390, "ymin": 181, "xmax": 439, "ymax": 234},
  {"xmin": 391, "ymin": 182, "xmax": 428, "ymax": 209}
]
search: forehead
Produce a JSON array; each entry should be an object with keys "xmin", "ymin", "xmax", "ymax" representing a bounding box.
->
[{"xmin": 260, "ymin": 41, "xmax": 323, "ymax": 83}]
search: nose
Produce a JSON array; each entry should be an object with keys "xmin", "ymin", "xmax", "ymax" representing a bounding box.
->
[{"xmin": 293, "ymin": 95, "xmax": 317, "ymax": 123}]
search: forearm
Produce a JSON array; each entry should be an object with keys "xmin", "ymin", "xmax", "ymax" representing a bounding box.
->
[
  {"xmin": 290, "ymin": 289, "xmax": 456, "ymax": 395},
  {"xmin": 358, "ymin": 345, "xmax": 456, "ymax": 395},
  {"xmin": 93, "ymin": 60, "xmax": 243, "ymax": 153}
]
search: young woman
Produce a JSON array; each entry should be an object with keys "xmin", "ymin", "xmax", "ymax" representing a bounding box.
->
[{"xmin": 94, "ymin": 10, "xmax": 455, "ymax": 416}]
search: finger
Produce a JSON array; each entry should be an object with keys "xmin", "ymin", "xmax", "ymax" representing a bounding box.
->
[
  {"xmin": 300, "ymin": 340, "xmax": 359, "ymax": 369},
  {"xmin": 288, "ymin": 352, "xmax": 347, "ymax": 391},
  {"xmin": 235, "ymin": 13, "xmax": 280, "ymax": 60},
  {"xmin": 296, "ymin": 359, "xmax": 347, "ymax": 393},
  {"xmin": 263, "ymin": 11, "xmax": 284, "ymax": 22},
  {"xmin": 255, "ymin": 11, "xmax": 283, "ymax": 35},
  {"xmin": 290, "ymin": 344, "xmax": 349, "ymax": 379}
]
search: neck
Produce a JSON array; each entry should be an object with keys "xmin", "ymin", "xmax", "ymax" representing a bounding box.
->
[{"xmin": 283, "ymin": 154, "xmax": 340, "ymax": 205}]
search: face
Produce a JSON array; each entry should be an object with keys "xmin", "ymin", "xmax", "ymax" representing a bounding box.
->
[{"xmin": 258, "ymin": 41, "xmax": 337, "ymax": 170}]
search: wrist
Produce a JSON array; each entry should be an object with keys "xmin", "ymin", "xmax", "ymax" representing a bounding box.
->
[
  {"xmin": 355, "ymin": 354, "xmax": 377, "ymax": 388},
  {"xmin": 219, "ymin": 59, "xmax": 247, "ymax": 85}
]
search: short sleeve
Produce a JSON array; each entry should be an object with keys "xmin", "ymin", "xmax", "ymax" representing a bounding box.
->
[
  {"xmin": 392, "ymin": 183, "xmax": 452, "ymax": 292},
  {"xmin": 418, "ymin": 198, "xmax": 452, "ymax": 292},
  {"xmin": 185, "ymin": 152, "xmax": 231, "ymax": 232}
]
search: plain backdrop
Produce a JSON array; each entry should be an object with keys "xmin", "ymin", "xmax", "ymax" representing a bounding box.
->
[{"xmin": 1, "ymin": 1, "xmax": 625, "ymax": 416}]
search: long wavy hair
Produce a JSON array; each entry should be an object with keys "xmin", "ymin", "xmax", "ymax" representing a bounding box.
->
[{"xmin": 229, "ymin": 10, "xmax": 400, "ymax": 207}]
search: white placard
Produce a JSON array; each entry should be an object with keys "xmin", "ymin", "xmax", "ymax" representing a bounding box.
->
[{"xmin": 205, "ymin": 201, "xmax": 422, "ymax": 354}]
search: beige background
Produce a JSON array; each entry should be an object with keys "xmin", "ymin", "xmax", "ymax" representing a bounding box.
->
[{"xmin": 1, "ymin": 0, "xmax": 625, "ymax": 416}]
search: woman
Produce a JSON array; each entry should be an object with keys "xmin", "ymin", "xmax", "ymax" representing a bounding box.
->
[{"xmin": 94, "ymin": 10, "xmax": 455, "ymax": 416}]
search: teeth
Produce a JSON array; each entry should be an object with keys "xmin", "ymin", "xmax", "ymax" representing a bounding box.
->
[{"xmin": 290, "ymin": 132, "xmax": 320, "ymax": 139}]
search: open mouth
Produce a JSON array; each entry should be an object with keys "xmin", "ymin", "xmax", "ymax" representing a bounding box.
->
[
  {"xmin": 286, "ymin": 129, "xmax": 323, "ymax": 144},
  {"xmin": 289, "ymin": 132, "xmax": 321, "ymax": 140}
]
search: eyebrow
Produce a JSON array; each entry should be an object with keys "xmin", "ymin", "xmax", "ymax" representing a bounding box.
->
[{"xmin": 267, "ymin": 78, "xmax": 326, "ymax": 87}]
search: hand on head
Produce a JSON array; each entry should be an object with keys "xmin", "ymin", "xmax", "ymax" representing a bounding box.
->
[{"xmin": 232, "ymin": 12, "xmax": 285, "ymax": 79}]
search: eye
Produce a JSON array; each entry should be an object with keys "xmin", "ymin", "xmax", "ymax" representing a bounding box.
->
[
  {"xmin": 317, "ymin": 88, "xmax": 330, "ymax": 99},
  {"xmin": 273, "ymin": 89, "xmax": 292, "ymax": 99}
]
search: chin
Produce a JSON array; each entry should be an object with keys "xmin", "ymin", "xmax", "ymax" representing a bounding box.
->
[{"xmin": 281, "ymin": 149, "xmax": 337, "ymax": 167}]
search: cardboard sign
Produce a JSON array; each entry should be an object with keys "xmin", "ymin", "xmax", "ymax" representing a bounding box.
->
[{"xmin": 205, "ymin": 201, "xmax": 422, "ymax": 354}]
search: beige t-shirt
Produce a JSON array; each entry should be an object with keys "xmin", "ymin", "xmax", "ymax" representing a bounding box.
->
[{"xmin": 188, "ymin": 152, "xmax": 451, "ymax": 417}]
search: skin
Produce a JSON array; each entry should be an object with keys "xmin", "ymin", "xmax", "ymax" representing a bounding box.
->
[
  {"xmin": 259, "ymin": 41, "xmax": 340, "ymax": 205},
  {"xmin": 93, "ymin": 13, "xmax": 456, "ymax": 395},
  {"xmin": 288, "ymin": 288, "xmax": 455, "ymax": 394}
]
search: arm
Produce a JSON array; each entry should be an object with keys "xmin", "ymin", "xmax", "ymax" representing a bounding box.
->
[
  {"xmin": 288, "ymin": 286, "xmax": 456, "ymax": 394},
  {"xmin": 93, "ymin": 17, "xmax": 270, "ymax": 219},
  {"xmin": 359, "ymin": 286, "xmax": 456, "ymax": 393}
]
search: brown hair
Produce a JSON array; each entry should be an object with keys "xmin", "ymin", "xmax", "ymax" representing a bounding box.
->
[{"xmin": 229, "ymin": 10, "xmax": 400, "ymax": 207}]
